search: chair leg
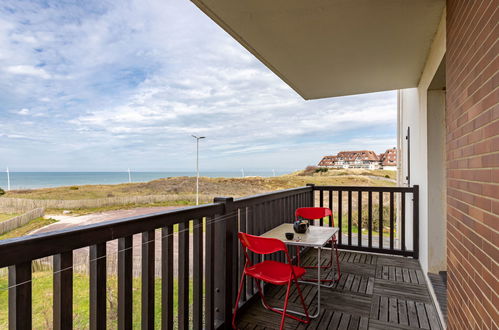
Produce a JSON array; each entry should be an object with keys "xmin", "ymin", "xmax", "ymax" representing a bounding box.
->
[
  {"xmin": 255, "ymin": 278, "xmax": 309, "ymax": 323},
  {"xmin": 254, "ymin": 278, "xmax": 272, "ymax": 311},
  {"xmin": 232, "ymin": 272, "xmax": 246, "ymax": 329},
  {"xmin": 293, "ymin": 276, "xmax": 310, "ymax": 322},
  {"xmin": 280, "ymin": 280, "xmax": 292, "ymax": 330}
]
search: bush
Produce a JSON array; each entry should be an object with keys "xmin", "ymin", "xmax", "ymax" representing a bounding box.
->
[
  {"xmin": 315, "ymin": 168, "xmax": 329, "ymax": 173},
  {"xmin": 385, "ymin": 175, "xmax": 390, "ymax": 178},
  {"xmin": 0, "ymin": 188, "xmax": 4, "ymax": 196},
  {"xmin": 69, "ymin": 186, "xmax": 79, "ymax": 190},
  {"xmin": 299, "ymin": 165, "xmax": 319, "ymax": 176}
]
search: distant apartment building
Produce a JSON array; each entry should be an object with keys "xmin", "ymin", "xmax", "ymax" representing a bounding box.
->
[
  {"xmin": 318, "ymin": 148, "xmax": 397, "ymax": 170},
  {"xmin": 379, "ymin": 147, "xmax": 398, "ymax": 171}
]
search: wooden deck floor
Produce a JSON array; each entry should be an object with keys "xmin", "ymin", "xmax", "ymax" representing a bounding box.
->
[{"xmin": 235, "ymin": 250, "xmax": 442, "ymax": 330}]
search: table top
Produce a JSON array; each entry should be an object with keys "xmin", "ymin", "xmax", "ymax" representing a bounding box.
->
[{"xmin": 260, "ymin": 223, "xmax": 339, "ymax": 247}]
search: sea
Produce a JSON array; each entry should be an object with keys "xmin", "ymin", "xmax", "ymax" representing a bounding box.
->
[{"xmin": 0, "ymin": 171, "xmax": 291, "ymax": 190}]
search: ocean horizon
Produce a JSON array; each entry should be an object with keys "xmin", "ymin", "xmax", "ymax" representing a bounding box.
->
[{"xmin": 0, "ymin": 170, "xmax": 292, "ymax": 190}]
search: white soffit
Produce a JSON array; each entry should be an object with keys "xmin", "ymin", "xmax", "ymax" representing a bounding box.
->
[{"xmin": 191, "ymin": 0, "xmax": 445, "ymax": 100}]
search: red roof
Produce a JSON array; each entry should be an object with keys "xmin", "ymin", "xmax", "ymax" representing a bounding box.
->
[
  {"xmin": 336, "ymin": 150, "xmax": 379, "ymax": 162},
  {"xmin": 318, "ymin": 155, "xmax": 337, "ymax": 166},
  {"xmin": 379, "ymin": 148, "xmax": 398, "ymax": 166}
]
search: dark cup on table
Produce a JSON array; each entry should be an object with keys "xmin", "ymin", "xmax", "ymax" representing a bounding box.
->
[{"xmin": 285, "ymin": 232, "xmax": 294, "ymax": 240}]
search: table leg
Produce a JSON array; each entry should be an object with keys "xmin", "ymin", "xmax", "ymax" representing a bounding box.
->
[{"xmin": 315, "ymin": 247, "xmax": 321, "ymax": 318}]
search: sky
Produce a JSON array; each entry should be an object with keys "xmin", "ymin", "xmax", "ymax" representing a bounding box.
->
[{"xmin": 0, "ymin": 0, "xmax": 397, "ymax": 172}]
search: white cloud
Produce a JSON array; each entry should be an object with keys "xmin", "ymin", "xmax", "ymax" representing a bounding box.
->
[
  {"xmin": 4, "ymin": 65, "xmax": 51, "ymax": 79},
  {"xmin": 14, "ymin": 108, "xmax": 30, "ymax": 115},
  {"xmin": 0, "ymin": 0, "xmax": 397, "ymax": 171}
]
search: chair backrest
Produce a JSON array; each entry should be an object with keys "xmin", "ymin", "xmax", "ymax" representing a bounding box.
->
[
  {"xmin": 238, "ymin": 232, "xmax": 287, "ymax": 255},
  {"xmin": 295, "ymin": 207, "xmax": 333, "ymax": 225}
]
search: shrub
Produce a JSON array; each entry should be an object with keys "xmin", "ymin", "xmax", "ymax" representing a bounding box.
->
[
  {"xmin": 384, "ymin": 175, "xmax": 390, "ymax": 178},
  {"xmin": 69, "ymin": 186, "xmax": 79, "ymax": 190},
  {"xmin": 300, "ymin": 166, "xmax": 319, "ymax": 176},
  {"xmin": 0, "ymin": 188, "xmax": 4, "ymax": 196},
  {"xmin": 315, "ymin": 168, "xmax": 329, "ymax": 173}
]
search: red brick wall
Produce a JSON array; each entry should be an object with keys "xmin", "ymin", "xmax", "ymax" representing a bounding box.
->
[{"xmin": 446, "ymin": 0, "xmax": 498, "ymax": 329}]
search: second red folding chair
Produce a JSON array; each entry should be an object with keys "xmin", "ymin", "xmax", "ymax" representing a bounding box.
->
[
  {"xmin": 295, "ymin": 207, "xmax": 341, "ymax": 282},
  {"xmin": 232, "ymin": 232, "xmax": 310, "ymax": 330}
]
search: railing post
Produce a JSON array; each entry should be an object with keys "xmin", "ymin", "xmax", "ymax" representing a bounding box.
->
[
  {"xmin": 306, "ymin": 184, "xmax": 315, "ymax": 207},
  {"xmin": 8, "ymin": 262, "xmax": 32, "ymax": 330},
  {"xmin": 412, "ymin": 185, "xmax": 419, "ymax": 259},
  {"xmin": 53, "ymin": 251, "xmax": 73, "ymax": 330},
  {"xmin": 213, "ymin": 197, "xmax": 237, "ymax": 329}
]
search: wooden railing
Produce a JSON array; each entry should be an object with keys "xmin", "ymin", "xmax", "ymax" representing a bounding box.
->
[
  {"xmin": 0, "ymin": 186, "xmax": 312, "ymax": 330},
  {"xmin": 310, "ymin": 184, "xmax": 419, "ymax": 258},
  {"xmin": 0, "ymin": 184, "xmax": 418, "ymax": 329}
]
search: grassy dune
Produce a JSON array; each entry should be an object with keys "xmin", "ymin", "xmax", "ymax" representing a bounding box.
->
[
  {"xmin": 3, "ymin": 169, "xmax": 396, "ymax": 201},
  {"xmin": 0, "ymin": 217, "xmax": 57, "ymax": 240}
]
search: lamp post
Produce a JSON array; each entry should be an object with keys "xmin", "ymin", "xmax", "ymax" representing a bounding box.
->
[{"xmin": 192, "ymin": 135, "xmax": 205, "ymax": 205}]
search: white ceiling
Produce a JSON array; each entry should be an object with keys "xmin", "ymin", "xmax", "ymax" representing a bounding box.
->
[{"xmin": 191, "ymin": 0, "xmax": 445, "ymax": 100}]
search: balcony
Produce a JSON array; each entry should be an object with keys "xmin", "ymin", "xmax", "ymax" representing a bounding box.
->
[
  {"xmin": 237, "ymin": 249, "xmax": 440, "ymax": 330},
  {"xmin": 0, "ymin": 184, "xmax": 438, "ymax": 329}
]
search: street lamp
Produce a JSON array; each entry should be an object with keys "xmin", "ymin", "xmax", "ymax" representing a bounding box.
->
[{"xmin": 192, "ymin": 135, "xmax": 205, "ymax": 205}]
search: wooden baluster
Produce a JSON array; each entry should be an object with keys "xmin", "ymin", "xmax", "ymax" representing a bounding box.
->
[
  {"xmin": 205, "ymin": 217, "xmax": 215, "ymax": 330},
  {"xmin": 338, "ymin": 190, "xmax": 343, "ymax": 245},
  {"xmin": 368, "ymin": 192, "xmax": 373, "ymax": 248},
  {"xmin": 319, "ymin": 189, "xmax": 324, "ymax": 226},
  {"xmin": 379, "ymin": 192, "xmax": 384, "ymax": 250},
  {"xmin": 54, "ymin": 251, "xmax": 73, "ymax": 330},
  {"xmin": 328, "ymin": 190, "xmax": 333, "ymax": 227},
  {"xmin": 142, "ymin": 231, "xmax": 155, "ymax": 329},
  {"xmin": 9, "ymin": 262, "xmax": 32, "ymax": 330},
  {"xmin": 118, "ymin": 237, "xmax": 132, "ymax": 330},
  {"xmin": 178, "ymin": 222, "xmax": 190, "ymax": 330},
  {"xmin": 348, "ymin": 190, "xmax": 352, "ymax": 246},
  {"xmin": 390, "ymin": 192, "xmax": 395, "ymax": 251},
  {"xmin": 358, "ymin": 191, "xmax": 362, "ymax": 247},
  {"xmin": 162, "ymin": 225, "xmax": 174, "ymax": 330},
  {"xmin": 90, "ymin": 243, "xmax": 106, "ymax": 330},
  {"xmin": 193, "ymin": 218, "xmax": 204, "ymax": 329},
  {"xmin": 401, "ymin": 192, "xmax": 406, "ymax": 251}
]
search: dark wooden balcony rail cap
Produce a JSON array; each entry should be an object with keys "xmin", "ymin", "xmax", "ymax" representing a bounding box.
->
[{"xmin": 233, "ymin": 186, "xmax": 312, "ymax": 207}]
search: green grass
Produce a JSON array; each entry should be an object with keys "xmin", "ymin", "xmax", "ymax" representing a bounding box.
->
[
  {"xmin": 0, "ymin": 213, "xmax": 19, "ymax": 222},
  {"xmin": 0, "ymin": 217, "xmax": 57, "ymax": 240},
  {"xmin": 0, "ymin": 271, "xmax": 190, "ymax": 329}
]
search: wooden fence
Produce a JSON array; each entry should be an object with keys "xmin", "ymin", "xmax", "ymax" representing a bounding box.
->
[
  {"xmin": 0, "ymin": 194, "xmax": 214, "ymax": 212},
  {"xmin": 0, "ymin": 208, "xmax": 45, "ymax": 235}
]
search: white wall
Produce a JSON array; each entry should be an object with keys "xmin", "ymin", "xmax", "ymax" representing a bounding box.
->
[
  {"xmin": 398, "ymin": 10, "xmax": 446, "ymax": 274},
  {"xmin": 427, "ymin": 90, "xmax": 447, "ymax": 272},
  {"xmin": 398, "ymin": 88, "xmax": 421, "ymax": 255}
]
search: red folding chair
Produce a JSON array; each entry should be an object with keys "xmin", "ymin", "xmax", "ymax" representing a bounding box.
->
[
  {"xmin": 232, "ymin": 232, "xmax": 310, "ymax": 330},
  {"xmin": 295, "ymin": 207, "xmax": 341, "ymax": 282}
]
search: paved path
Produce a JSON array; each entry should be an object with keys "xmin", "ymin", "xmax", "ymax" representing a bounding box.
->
[{"xmin": 32, "ymin": 206, "xmax": 179, "ymax": 234}]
